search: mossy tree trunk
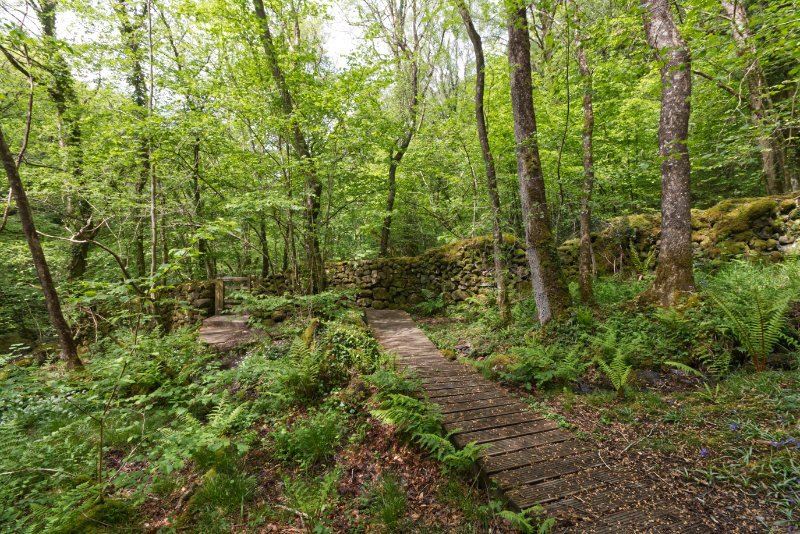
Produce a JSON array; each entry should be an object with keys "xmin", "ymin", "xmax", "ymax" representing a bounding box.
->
[
  {"xmin": 253, "ymin": 0, "xmax": 325, "ymax": 293},
  {"xmin": 458, "ymin": 0, "xmax": 511, "ymax": 324},
  {"xmin": 641, "ymin": 0, "xmax": 695, "ymax": 306},
  {"xmin": 572, "ymin": 0, "xmax": 595, "ymax": 306},
  {"xmin": 0, "ymin": 127, "xmax": 82, "ymax": 369},
  {"xmin": 507, "ymin": 4, "xmax": 571, "ymax": 324}
]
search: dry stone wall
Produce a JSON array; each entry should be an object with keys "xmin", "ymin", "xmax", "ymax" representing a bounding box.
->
[
  {"xmin": 168, "ymin": 195, "xmax": 800, "ymax": 319},
  {"xmin": 558, "ymin": 194, "xmax": 800, "ymax": 277},
  {"xmin": 257, "ymin": 236, "xmax": 532, "ymax": 310},
  {"xmin": 160, "ymin": 280, "xmax": 215, "ymax": 328}
]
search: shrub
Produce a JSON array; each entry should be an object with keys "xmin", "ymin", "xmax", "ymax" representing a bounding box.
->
[
  {"xmin": 272, "ymin": 407, "xmax": 346, "ymax": 468},
  {"xmin": 504, "ymin": 343, "xmax": 590, "ymax": 389},
  {"xmin": 314, "ymin": 322, "xmax": 381, "ymax": 387},
  {"xmin": 704, "ymin": 259, "xmax": 800, "ymax": 371}
]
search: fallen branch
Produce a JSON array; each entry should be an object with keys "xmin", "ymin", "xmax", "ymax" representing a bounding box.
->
[{"xmin": 620, "ymin": 427, "xmax": 656, "ymax": 454}]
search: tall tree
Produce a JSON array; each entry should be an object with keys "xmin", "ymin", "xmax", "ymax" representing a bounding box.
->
[
  {"xmin": 114, "ymin": 0, "xmax": 151, "ymax": 278},
  {"xmin": 457, "ymin": 0, "xmax": 511, "ymax": 324},
  {"xmin": 721, "ymin": 0, "xmax": 794, "ymax": 194},
  {"xmin": 359, "ymin": 0, "xmax": 436, "ymax": 257},
  {"xmin": 253, "ymin": 0, "xmax": 325, "ymax": 293},
  {"xmin": 641, "ymin": 0, "xmax": 695, "ymax": 306},
  {"xmin": 507, "ymin": 2, "xmax": 570, "ymax": 324},
  {"xmin": 571, "ymin": 0, "xmax": 595, "ymax": 306},
  {"xmin": 0, "ymin": 126, "xmax": 82, "ymax": 369}
]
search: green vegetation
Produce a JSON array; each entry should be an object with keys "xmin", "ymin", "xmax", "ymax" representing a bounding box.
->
[
  {"xmin": 0, "ymin": 290, "xmax": 537, "ymax": 532},
  {"xmin": 2, "ymin": 0, "xmax": 800, "ymax": 530},
  {"xmin": 422, "ymin": 259, "xmax": 800, "ymax": 529}
]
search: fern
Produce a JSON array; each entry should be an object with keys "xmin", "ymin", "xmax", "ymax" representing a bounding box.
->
[
  {"xmin": 596, "ymin": 351, "xmax": 633, "ymax": 398},
  {"xmin": 709, "ymin": 286, "xmax": 794, "ymax": 371},
  {"xmin": 663, "ymin": 360, "xmax": 704, "ymax": 378},
  {"xmin": 498, "ymin": 505, "xmax": 555, "ymax": 534},
  {"xmin": 628, "ymin": 242, "xmax": 656, "ymax": 278}
]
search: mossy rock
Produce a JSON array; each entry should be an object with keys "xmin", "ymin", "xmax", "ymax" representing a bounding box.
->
[
  {"xmin": 442, "ymin": 349, "xmax": 457, "ymax": 361},
  {"xmin": 55, "ymin": 499, "xmax": 136, "ymax": 534},
  {"xmin": 712, "ymin": 198, "xmax": 778, "ymax": 237},
  {"xmin": 780, "ymin": 199, "xmax": 796, "ymax": 213},
  {"xmin": 719, "ymin": 241, "xmax": 747, "ymax": 257}
]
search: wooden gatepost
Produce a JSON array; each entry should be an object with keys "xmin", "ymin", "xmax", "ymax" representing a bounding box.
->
[{"xmin": 213, "ymin": 275, "xmax": 255, "ymax": 315}]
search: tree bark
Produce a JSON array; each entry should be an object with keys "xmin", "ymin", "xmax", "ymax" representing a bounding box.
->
[
  {"xmin": 571, "ymin": 0, "xmax": 595, "ymax": 306},
  {"xmin": 458, "ymin": 0, "xmax": 511, "ymax": 324},
  {"xmin": 0, "ymin": 126, "xmax": 82, "ymax": 369},
  {"xmin": 115, "ymin": 0, "xmax": 151, "ymax": 277},
  {"xmin": 641, "ymin": 0, "xmax": 695, "ymax": 306},
  {"xmin": 507, "ymin": 4, "xmax": 570, "ymax": 325},
  {"xmin": 721, "ymin": 0, "xmax": 792, "ymax": 193},
  {"xmin": 253, "ymin": 0, "xmax": 325, "ymax": 293},
  {"xmin": 34, "ymin": 1, "xmax": 97, "ymax": 282}
]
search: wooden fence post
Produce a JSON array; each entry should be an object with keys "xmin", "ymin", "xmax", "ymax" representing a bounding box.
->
[{"xmin": 214, "ymin": 278, "xmax": 224, "ymax": 315}]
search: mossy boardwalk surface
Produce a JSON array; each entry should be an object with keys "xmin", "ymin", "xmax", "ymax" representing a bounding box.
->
[{"xmin": 365, "ymin": 309, "xmax": 709, "ymax": 533}]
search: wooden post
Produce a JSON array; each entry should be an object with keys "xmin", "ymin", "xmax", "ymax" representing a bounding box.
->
[{"xmin": 214, "ymin": 278, "xmax": 224, "ymax": 315}]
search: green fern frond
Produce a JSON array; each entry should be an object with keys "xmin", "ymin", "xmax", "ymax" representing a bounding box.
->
[{"xmin": 664, "ymin": 361, "xmax": 704, "ymax": 378}]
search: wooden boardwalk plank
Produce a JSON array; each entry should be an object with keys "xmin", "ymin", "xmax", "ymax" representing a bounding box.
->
[
  {"xmin": 449, "ymin": 411, "xmax": 543, "ymax": 434},
  {"xmin": 482, "ymin": 440, "xmax": 594, "ymax": 474},
  {"xmin": 364, "ymin": 309, "xmax": 706, "ymax": 533},
  {"xmin": 444, "ymin": 403, "xmax": 532, "ymax": 425},
  {"xmin": 482, "ymin": 429, "xmax": 573, "ymax": 457},
  {"xmin": 453, "ymin": 418, "xmax": 559, "ymax": 447},
  {"xmin": 437, "ymin": 396, "xmax": 523, "ymax": 414},
  {"xmin": 492, "ymin": 451, "xmax": 603, "ymax": 489}
]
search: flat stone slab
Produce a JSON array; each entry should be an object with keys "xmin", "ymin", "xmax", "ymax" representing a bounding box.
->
[
  {"xmin": 365, "ymin": 309, "xmax": 708, "ymax": 533},
  {"xmin": 199, "ymin": 314, "xmax": 255, "ymax": 351}
]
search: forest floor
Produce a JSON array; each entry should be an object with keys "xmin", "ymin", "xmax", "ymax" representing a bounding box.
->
[
  {"xmin": 418, "ymin": 275, "xmax": 800, "ymax": 534},
  {"xmin": 0, "ymin": 297, "xmax": 528, "ymax": 534}
]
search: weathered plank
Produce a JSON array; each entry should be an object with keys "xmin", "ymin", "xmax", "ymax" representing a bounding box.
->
[
  {"xmin": 449, "ymin": 411, "xmax": 543, "ymax": 434},
  {"xmin": 453, "ymin": 418, "xmax": 559, "ymax": 447},
  {"xmin": 364, "ymin": 309, "xmax": 707, "ymax": 533},
  {"xmin": 481, "ymin": 440, "xmax": 594, "ymax": 474},
  {"xmin": 492, "ymin": 451, "xmax": 603, "ymax": 489}
]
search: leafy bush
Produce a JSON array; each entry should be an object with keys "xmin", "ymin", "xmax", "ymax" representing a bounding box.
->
[
  {"xmin": 272, "ymin": 407, "xmax": 346, "ymax": 468},
  {"xmin": 314, "ymin": 322, "xmax": 381, "ymax": 387},
  {"xmin": 504, "ymin": 343, "xmax": 590, "ymax": 389},
  {"xmin": 704, "ymin": 259, "xmax": 800, "ymax": 371}
]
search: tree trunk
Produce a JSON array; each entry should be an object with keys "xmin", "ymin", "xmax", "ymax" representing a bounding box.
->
[
  {"xmin": 253, "ymin": 0, "xmax": 325, "ymax": 293},
  {"xmin": 115, "ymin": 0, "xmax": 151, "ymax": 278},
  {"xmin": 507, "ymin": 5, "xmax": 570, "ymax": 324},
  {"xmin": 721, "ymin": 0, "xmax": 791, "ymax": 193},
  {"xmin": 642, "ymin": 0, "xmax": 695, "ymax": 306},
  {"xmin": 379, "ymin": 60, "xmax": 420, "ymax": 257},
  {"xmin": 458, "ymin": 0, "xmax": 511, "ymax": 324},
  {"xmin": 571, "ymin": 0, "xmax": 595, "ymax": 306},
  {"xmin": 0, "ymin": 127, "xmax": 82, "ymax": 369},
  {"xmin": 35, "ymin": 2, "xmax": 97, "ymax": 282},
  {"xmin": 259, "ymin": 218, "xmax": 272, "ymax": 278}
]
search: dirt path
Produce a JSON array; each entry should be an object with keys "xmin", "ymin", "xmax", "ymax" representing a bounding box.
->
[{"xmin": 365, "ymin": 309, "xmax": 709, "ymax": 533}]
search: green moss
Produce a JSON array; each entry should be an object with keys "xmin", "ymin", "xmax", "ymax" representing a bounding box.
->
[
  {"xmin": 712, "ymin": 198, "xmax": 778, "ymax": 238},
  {"xmin": 719, "ymin": 241, "xmax": 747, "ymax": 257},
  {"xmin": 780, "ymin": 199, "xmax": 796, "ymax": 213}
]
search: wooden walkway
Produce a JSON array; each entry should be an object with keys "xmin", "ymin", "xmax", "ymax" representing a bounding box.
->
[{"xmin": 365, "ymin": 309, "xmax": 709, "ymax": 534}]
